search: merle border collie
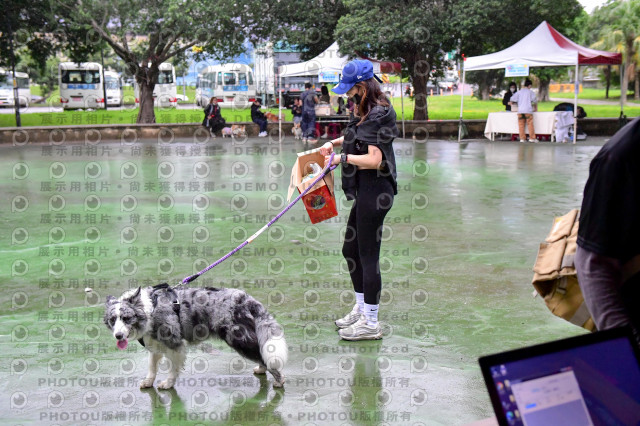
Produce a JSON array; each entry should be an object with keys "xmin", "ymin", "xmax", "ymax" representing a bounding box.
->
[{"xmin": 104, "ymin": 284, "xmax": 287, "ymax": 389}]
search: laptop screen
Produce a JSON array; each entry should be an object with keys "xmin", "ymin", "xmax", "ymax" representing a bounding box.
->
[{"xmin": 479, "ymin": 328, "xmax": 640, "ymax": 426}]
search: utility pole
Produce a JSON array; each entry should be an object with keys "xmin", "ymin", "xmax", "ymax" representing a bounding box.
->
[
  {"xmin": 101, "ymin": 47, "xmax": 108, "ymax": 110},
  {"xmin": 6, "ymin": 17, "xmax": 21, "ymax": 127}
]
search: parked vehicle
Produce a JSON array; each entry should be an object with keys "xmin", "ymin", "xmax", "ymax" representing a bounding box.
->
[
  {"xmin": 104, "ymin": 70, "xmax": 123, "ymax": 107},
  {"xmin": 0, "ymin": 68, "xmax": 30, "ymax": 107},
  {"xmin": 59, "ymin": 62, "xmax": 104, "ymax": 109},
  {"xmin": 196, "ymin": 63, "xmax": 256, "ymax": 108},
  {"xmin": 134, "ymin": 62, "xmax": 178, "ymax": 108}
]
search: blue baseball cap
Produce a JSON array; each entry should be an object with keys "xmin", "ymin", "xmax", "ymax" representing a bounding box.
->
[{"xmin": 332, "ymin": 59, "xmax": 383, "ymax": 95}]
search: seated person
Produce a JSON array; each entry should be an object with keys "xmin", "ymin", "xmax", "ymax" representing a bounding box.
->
[{"xmin": 251, "ymin": 98, "xmax": 268, "ymax": 138}]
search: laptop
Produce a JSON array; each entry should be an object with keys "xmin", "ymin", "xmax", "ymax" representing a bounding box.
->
[{"xmin": 479, "ymin": 327, "xmax": 640, "ymax": 426}]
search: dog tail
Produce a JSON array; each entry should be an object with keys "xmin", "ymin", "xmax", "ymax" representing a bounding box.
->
[{"xmin": 256, "ymin": 315, "xmax": 288, "ymax": 371}]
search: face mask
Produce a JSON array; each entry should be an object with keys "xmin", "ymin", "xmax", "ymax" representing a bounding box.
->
[
  {"xmin": 510, "ymin": 87, "xmax": 515, "ymax": 93},
  {"xmin": 351, "ymin": 93, "xmax": 362, "ymax": 105}
]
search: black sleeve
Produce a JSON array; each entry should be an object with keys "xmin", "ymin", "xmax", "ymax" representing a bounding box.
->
[
  {"xmin": 502, "ymin": 93, "xmax": 510, "ymax": 106},
  {"xmin": 578, "ymin": 154, "xmax": 637, "ymax": 259}
]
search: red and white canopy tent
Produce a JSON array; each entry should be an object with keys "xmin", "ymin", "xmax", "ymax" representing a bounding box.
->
[{"xmin": 458, "ymin": 21, "xmax": 622, "ymax": 141}]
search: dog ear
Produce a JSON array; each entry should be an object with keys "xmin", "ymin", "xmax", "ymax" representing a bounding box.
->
[
  {"xmin": 106, "ymin": 295, "xmax": 116, "ymax": 305},
  {"xmin": 127, "ymin": 287, "xmax": 142, "ymax": 303}
]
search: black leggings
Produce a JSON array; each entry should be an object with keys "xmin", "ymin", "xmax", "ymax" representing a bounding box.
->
[{"xmin": 342, "ymin": 170, "xmax": 394, "ymax": 304}]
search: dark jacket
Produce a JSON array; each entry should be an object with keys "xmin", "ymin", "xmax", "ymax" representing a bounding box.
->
[
  {"xmin": 502, "ymin": 89, "xmax": 516, "ymax": 111},
  {"xmin": 341, "ymin": 103, "xmax": 399, "ymax": 200},
  {"xmin": 251, "ymin": 103, "xmax": 265, "ymax": 121},
  {"xmin": 202, "ymin": 104, "xmax": 223, "ymax": 127},
  {"xmin": 291, "ymin": 104, "xmax": 302, "ymax": 118}
]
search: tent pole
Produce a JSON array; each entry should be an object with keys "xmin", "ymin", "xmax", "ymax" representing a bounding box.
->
[
  {"xmin": 620, "ymin": 64, "xmax": 624, "ymax": 114},
  {"xmin": 401, "ymin": 81, "xmax": 405, "ymax": 139},
  {"xmin": 458, "ymin": 67, "xmax": 466, "ymax": 142},
  {"xmin": 573, "ymin": 62, "xmax": 578, "ymax": 145},
  {"xmin": 278, "ymin": 74, "xmax": 282, "ymax": 142}
]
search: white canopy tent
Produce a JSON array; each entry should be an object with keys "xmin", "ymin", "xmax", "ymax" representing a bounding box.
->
[
  {"xmin": 458, "ymin": 21, "xmax": 622, "ymax": 141},
  {"xmin": 278, "ymin": 42, "xmax": 349, "ymax": 78},
  {"xmin": 276, "ymin": 42, "xmax": 403, "ymax": 138}
]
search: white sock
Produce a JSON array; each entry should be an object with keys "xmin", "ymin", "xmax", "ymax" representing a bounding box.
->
[
  {"xmin": 355, "ymin": 292, "xmax": 364, "ymax": 313},
  {"xmin": 364, "ymin": 303, "xmax": 379, "ymax": 326}
]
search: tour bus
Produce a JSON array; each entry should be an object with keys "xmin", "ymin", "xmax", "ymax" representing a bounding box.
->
[
  {"xmin": 59, "ymin": 62, "xmax": 104, "ymax": 109},
  {"xmin": 0, "ymin": 68, "xmax": 30, "ymax": 108},
  {"xmin": 134, "ymin": 62, "xmax": 177, "ymax": 108},
  {"xmin": 104, "ymin": 70, "xmax": 123, "ymax": 107},
  {"xmin": 196, "ymin": 63, "xmax": 256, "ymax": 108}
]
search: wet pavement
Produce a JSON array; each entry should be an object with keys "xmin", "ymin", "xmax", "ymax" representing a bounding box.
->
[{"xmin": 1, "ymin": 136, "xmax": 607, "ymax": 425}]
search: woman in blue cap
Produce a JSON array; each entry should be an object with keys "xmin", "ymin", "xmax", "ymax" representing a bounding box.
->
[{"xmin": 320, "ymin": 59, "xmax": 398, "ymax": 341}]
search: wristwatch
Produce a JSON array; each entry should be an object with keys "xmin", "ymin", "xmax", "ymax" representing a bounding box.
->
[{"xmin": 340, "ymin": 153, "xmax": 348, "ymax": 164}]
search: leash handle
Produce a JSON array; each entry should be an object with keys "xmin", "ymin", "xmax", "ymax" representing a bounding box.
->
[{"xmin": 182, "ymin": 152, "xmax": 338, "ymax": 284}]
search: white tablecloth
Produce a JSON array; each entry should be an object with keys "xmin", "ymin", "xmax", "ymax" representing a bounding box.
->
[{"xmin": 484, "ymin": 112, "xmax": 560, "ymax": 140}]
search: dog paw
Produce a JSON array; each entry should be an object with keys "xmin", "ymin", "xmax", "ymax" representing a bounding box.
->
[
  {"xmin": 139, "ymin": 378, "xmax": 155, "ymax": 389},
  {"xmin": 253, "ymin": 365, "xmax": 267, "ymax": 375},
  {"xmin": 157, "ymin": 379, "xmax": 175, "ymax": 390},
  {"xmin": 273, "ymin": 377, "xmax": 285, "ymax": 388}
]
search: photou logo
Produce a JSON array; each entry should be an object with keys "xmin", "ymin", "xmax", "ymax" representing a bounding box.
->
[
  {"xmin": 12, "ymin": 162, "xmax": 29, "ymax": 180},
  {"xmin": 157, "ymin": 194, "xmax": 175, "ymax": 211}
]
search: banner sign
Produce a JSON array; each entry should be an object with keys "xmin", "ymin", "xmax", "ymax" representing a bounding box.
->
[
  {"xmin": 223, "ymin": 85, "xmax": 248, "ymax": 92},
  {"xmin": 505, "ymin": 64, "xmax": 529, "ymax": 77},
  {"xmin": 318, "ymin": 71, "xmax": 340, "ymax": 83}
]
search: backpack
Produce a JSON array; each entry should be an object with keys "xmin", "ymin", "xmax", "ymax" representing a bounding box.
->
[{"xmin": 531, "ymin": 209, "xmax": 596, "ymax": 331}]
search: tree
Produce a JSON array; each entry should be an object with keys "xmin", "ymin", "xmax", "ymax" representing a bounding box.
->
[
  {"xmin": 51, "ymin": 0, "xmax": 248, "ymax": 123},
  {"xmin": 1, "ymin": 0, "xmax": 59, "ymax": 125},
  {"xmin": 242, "ymin": 0, "xmax": 456, "ymax": 120},
  {"xmin": 238, "ymin": 0, "xmax": 349, "ymax": 61},
  {"xmin": 589, "ymin": 0, "xmax": 640, "ymax": 104},
  {"xmin": 335, "ymin": 0, "xmax": 456, "ymax": 120},
  {"xmin": 531, "ymin": 67, "xmax": 566, "ymax": 102},
  {"xmin": 451, "ymin": 0, "xmax": 582, "ymax": 100}
]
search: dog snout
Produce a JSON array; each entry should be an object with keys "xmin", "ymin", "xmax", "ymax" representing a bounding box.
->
[{"xmin": 115, "ymin": 332, "xmax": 124, "ymax": 340}]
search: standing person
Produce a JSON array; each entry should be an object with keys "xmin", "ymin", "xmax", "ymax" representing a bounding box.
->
[
  {"xmin": 300, "ymin": 82, "xmax": 318, "ymax": 143},
  {"xmin": 502, "ymin": 82, "xmax": 517, "ymax": 111},
  {"xmin": 319, "ymin": 85, "xmax": 332, "ymax": 139},
  {"xmin": 509, "ymin": 79, "xmax": 538, "ymax": 143},
  {"xmin": 575, "ymin": 118, "xmax": 640, "ymax": 344},
  {"xmin": 251, "ymin": 98, "xmax": 268, "ymax": 137},
  {"xmin": 202, "ymin": 97, "xmax": 225, "ymax": 137},
  {"xmin": 319, "ymin": 59, "xmax": 398, "ymax": 341}
]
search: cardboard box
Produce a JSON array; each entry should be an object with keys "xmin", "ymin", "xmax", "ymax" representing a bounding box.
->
[{"xmin": 287, "ymin": 148, "xmax": 338, "ymax": 224}]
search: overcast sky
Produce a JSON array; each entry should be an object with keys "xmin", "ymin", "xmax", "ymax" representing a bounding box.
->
[{"xmin": 579, "ymin": 0, "xmax": 607, "ymax": 13}]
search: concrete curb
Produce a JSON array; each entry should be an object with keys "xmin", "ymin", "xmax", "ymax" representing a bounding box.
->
[{"xmin": 0, "ymin": 118, "xmax": 624, "ymax": 144}]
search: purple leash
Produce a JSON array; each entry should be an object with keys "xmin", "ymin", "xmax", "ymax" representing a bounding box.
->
[{"xmin": 181, "ymin": 152, "xmax": 338, "ymax": 284}]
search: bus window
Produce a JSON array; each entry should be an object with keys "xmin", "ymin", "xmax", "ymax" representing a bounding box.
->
[
  {"xmin": 62, "ymin": 70, "xmax": 101, "ymax": 84},
  {"xmin": 224, "ymin": 73, "xmax": 236, "ymax": 85},
  {"xmin": 0, "ymin": 74, "xmax": 10, "ymax": 89},
  {"xmin": 217, "ymin": 72, "xmax": 222, "ymax": 86},
  {"xmin": 158, "ymin": 71, "xmax": 173, "ymax": 84},
  {"xmin": 238, "ymin": 73, "xmax": 247, "ymax": 85},
  {"xmin": 248, "ymin": 72, "xmax": 254, "ymax": 85},
  {"xmin": 17, "ymin": 77, "xmax": 29, "ymax": 89},
  {"xmin": 206, "ymin": 73, "xmax": 215, "ymax": 88},
  {"xmin": 105, "ymin": 78, "xmax": 120, "ymax": 90}
]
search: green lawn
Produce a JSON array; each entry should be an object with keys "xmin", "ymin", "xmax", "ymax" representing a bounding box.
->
[
  {"xmin": 32, "ymin": 85, "xmax": 197, "ymax": 106},
  {"xmin": 3, "ymin": 94, "xmax": 639, "ymax": 128},
  {"xmin": 550, "ymin": 87, "xmax": 640, "ymax": 104}
]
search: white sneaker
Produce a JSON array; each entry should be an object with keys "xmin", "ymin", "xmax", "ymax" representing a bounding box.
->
[
  {"xmin": 338, "ymin": 316, "xmax": 382, "ymax": 341},
  {"xmin": 258, "ymin": 131, "xmax": 267, "ymax": 137},
  {"xmin": 320, "ymin": 133, "xmax": 328, "ymax": 139},
  {"xmin": 335, "ymin": 305, "xmax": 362, "ymax": 329}
]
